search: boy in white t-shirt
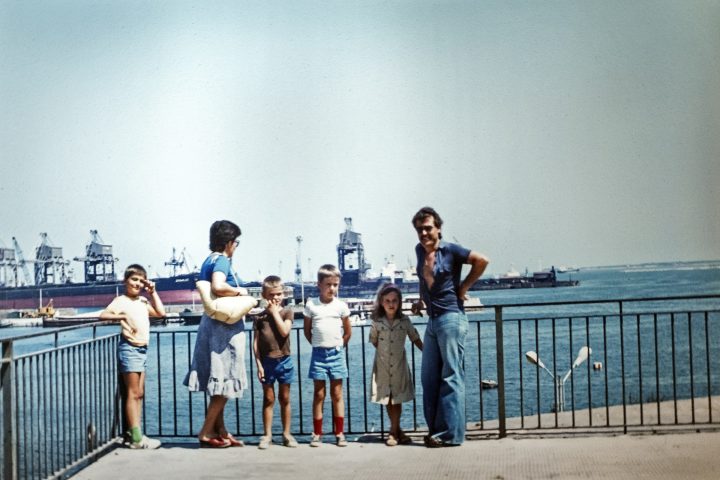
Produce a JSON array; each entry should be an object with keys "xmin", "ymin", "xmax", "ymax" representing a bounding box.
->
[
  {"xmin": 99, "ymin": 264, "xmax": 165, "ymax": 449},
  {"xmin": 303, "ymin": 264, "xmax": 351, "ymax": 447}
]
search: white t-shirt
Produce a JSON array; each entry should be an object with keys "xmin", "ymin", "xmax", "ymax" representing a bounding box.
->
[
  {"xmin": 105, "ymin": 294, "xmax": 151, "ymax": 346},
  {"xmin": 304, "ymin": 297, "xmax": 350, "ymax": 348}
]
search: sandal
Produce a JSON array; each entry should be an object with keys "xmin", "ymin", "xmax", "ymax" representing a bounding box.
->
[
  {"xmin": 221, "ymin": 433, "xmax": 245, "ymax": 447},
  {"xmin": 423, "ymin": 435, "xmax": 444, "ymax": 448},
  {"xmin": 398, "ymin": 431, "xmax": 412, "ymax": 445},
  {"xmin": 385, "ymin": 434, "xmax": 398, "ymax": 447},
  {"xmin": 199, "ymin": 437, "xmax": 231, "ymax": 448}
]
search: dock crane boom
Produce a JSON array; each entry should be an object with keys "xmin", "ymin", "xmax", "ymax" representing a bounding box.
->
[
  {"xmin": 34, "ymin": 232, "xmax": 68, "ymax": 285},
  {"xmin": 0, "ymin": 239, "xmax": 18, "ymax": 287},
  {"xmin": 12, "ymin": 237, "xmax": 33, "ymax": 286}
]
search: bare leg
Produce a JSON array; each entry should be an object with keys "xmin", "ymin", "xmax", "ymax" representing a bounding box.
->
[
  {"xmin": 313, "ymin": 380, "xmax": 326, "ymax": 422},
  {"xmin": 387, "ymin": 402, "xmax": 402, "ymax": 438},
  {"xmin": 262, "ymin": 384, "xmax": 276, "ymax": 437},
  {"xmin": 123, "ymin": 372, "xmax": 144, "ymax": 432},
  {"xmin": 329, "ymin": 379, "xmax": 344, "ymax": 433},
  {"xmin": 199, "ymin": 395, "xmax": 227, "ymax": 440},
  {"xmin": 278, "ymin": 383, "xmax": 291, "ymax": 437}
]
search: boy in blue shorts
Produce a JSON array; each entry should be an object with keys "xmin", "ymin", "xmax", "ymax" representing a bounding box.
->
[
  {"xmin": 253, "ymin": 275, "xmax": 298, "ymax": 449},
  {"xmin": 303, "ymin": 264, "xmax": 352, "ymax": 447},
  {"xmin": 99, "ymin": 264, "xmax": 165, "ymax": 449}
]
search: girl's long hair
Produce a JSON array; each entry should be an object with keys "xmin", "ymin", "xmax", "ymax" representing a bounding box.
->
[{"xmin": 371, "ymin": 283, "xmax": 403, "ymax": 321}]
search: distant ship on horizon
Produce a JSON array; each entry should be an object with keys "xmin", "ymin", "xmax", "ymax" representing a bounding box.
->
[{"xmin": 285, "ymin": 218, "xmax": 579, "ymax": 303}]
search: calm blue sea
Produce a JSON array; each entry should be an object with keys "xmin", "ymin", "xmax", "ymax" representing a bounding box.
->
[{"xmin": 3, "ymin": 261, "xmax": 720, "ymax": 437}]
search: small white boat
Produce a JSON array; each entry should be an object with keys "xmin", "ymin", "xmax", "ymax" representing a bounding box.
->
[
  {"xmin": 165, "ymin": 312, "xmax": 183, "ymax": 324},
  {"xmin": 556, "ymin": 265, "xmax": 580, "ymax": 273},
  {"xmin": 481, "ymin": 379, "xmax": 498, "ymax": 389}
]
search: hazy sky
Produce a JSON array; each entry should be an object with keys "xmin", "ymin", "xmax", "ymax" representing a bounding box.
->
[{"xmin": 1, "ymin": 1, "xmax": 719, "ymax": 283}]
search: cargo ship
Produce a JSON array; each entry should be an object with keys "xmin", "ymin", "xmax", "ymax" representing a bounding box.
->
[{"xmin": 0, "ymin": 232, "xmax": 199, "ymax": 311}]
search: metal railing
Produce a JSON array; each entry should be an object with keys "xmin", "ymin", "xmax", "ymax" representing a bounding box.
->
[
  {"xmin": 1, "ymin": 324, "xmax": 120, "ymax": 480},
  {"xmin": 1, "ymin": 294, "xmax": 719, "ymax": 478},
  {"xmin": 490, "ymin": 299, "xmax": 720, "ymax": 436}
]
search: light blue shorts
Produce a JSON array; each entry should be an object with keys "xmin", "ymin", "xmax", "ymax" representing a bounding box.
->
[
  {"xmin": 117, "ymin": 338, "xmax": 148, "ymax": 373},
  {"xmin": 308, "ymin": 346, "xmax": 348, "ymax": 381},
  {"xmin": 261, "ymin": 355, "xmax": 295, "ymax": 385}
]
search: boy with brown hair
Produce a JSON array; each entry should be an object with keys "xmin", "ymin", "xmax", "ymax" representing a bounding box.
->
[
  {"xmin": 100, "ymin": 264, "xmax": 165, "ymax": 449},
  {"xmin": 303, "ymin": 264, "xmax": 352, "ymax": 447},
  {"xmin": 253, "ymin": 275, "xmax": 298, "ymax": 449}
]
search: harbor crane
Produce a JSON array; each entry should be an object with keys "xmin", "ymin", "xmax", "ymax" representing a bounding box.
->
[
  {"xmin": 73, "ymin": 230, "xmax": 117, "ymax": 283},
  {"xmin": 12, "ymin": 237, "xmax": 33, "ymax": 286},
  {"xmin": 34, "ymin": 232, "xmax": 69, "ymax": 285},
  {"xmin": 337, "ymin": 217, "xmax": 370, "ymax": 286},
  {"xmin": 0, "ymin": 239, "xmax": 18, "ymax": 287}
]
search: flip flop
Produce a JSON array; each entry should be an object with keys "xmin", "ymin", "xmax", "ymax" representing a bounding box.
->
[
  {"xmin": 221, "ymin": 433, "xmax": 245, "ymax": 447},
  {"xmin": 199, "ymin": 437, "xmax": 231, "ymax": 448}
]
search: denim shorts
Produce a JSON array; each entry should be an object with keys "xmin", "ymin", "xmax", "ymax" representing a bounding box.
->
[
  {"xmin": 117, "ymin": 338, "xmax": 148, "ymax": 373},
  {"xmin": 308, "ymin": 346, "xmax": 348, "ymax": 380},
  {"xmin": 261, "ymin": 355, "xmax": 295, "ymax": 385}
]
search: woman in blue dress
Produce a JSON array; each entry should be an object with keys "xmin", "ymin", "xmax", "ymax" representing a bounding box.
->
[{"xmin": 184, "ymin": 220, "xmax": 248, "ymax": 448}]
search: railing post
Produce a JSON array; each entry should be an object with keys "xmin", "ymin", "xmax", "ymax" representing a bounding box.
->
[
  {"xmin": 619, "ymin": 300, "xmax": 627, "ymax": 434},
  {"xmin": 2, "ymin": 341, "xmax": 18, "ymax": 480},
  {"xmin": 495, "ymin": 306, "xmax": 506, "ymax": 438}
]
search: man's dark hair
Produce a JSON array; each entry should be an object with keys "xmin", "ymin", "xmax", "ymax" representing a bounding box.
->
[{"xmin": 412, "ymin": 206, "xmax": 443, "ymax": 239}]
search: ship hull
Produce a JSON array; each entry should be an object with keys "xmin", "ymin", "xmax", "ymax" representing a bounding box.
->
[
  {"xmin": 0, "ymin": 273, "xmax": 200, "ymax": 311},
  {"xmin": 289, "ymin": 276, "xmax": 578, "ymax": 301}
]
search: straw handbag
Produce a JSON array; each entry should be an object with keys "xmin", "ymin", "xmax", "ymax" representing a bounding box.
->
[{"xmin": 195, "ymin": 280, "xmax": 258, "ymax": 324}]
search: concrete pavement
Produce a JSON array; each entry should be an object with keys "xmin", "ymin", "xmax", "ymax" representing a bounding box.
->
[{"xmin": 73, "ymin": 430, "xmax": 720, "ymax": 480}]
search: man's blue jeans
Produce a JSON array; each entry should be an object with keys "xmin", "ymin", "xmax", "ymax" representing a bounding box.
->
[{"xmin": 421, "ymin": 311, "xmax": 468, "ymax": 444}]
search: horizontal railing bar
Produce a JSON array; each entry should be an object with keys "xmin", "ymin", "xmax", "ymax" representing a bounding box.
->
[
  {"xmin": 480, "ymin": 293, "xmax": 720, "ymax": 309},
  {"xmin": 1, "ymin": 293, "xmax": 717, "ymax": 346},
  {"xmin": 0, "ymin": 321, "xmax": 116, "ymax": 343},
  {"xmin": 417, "ymin": 308, "xmax": 720, "ymax": 326},
  {"xmin": 475, "ymin": 310, "xmax": 720, "ymax": 323},
  {"xmin": 12, "ymin": 334, "xmax": 119, "ymax": 362}
]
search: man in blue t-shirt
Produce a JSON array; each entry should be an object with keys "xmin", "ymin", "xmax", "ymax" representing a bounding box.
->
[{"xmin": 411, "ymin": 207, "xmax": 489, "ymax": 447}]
